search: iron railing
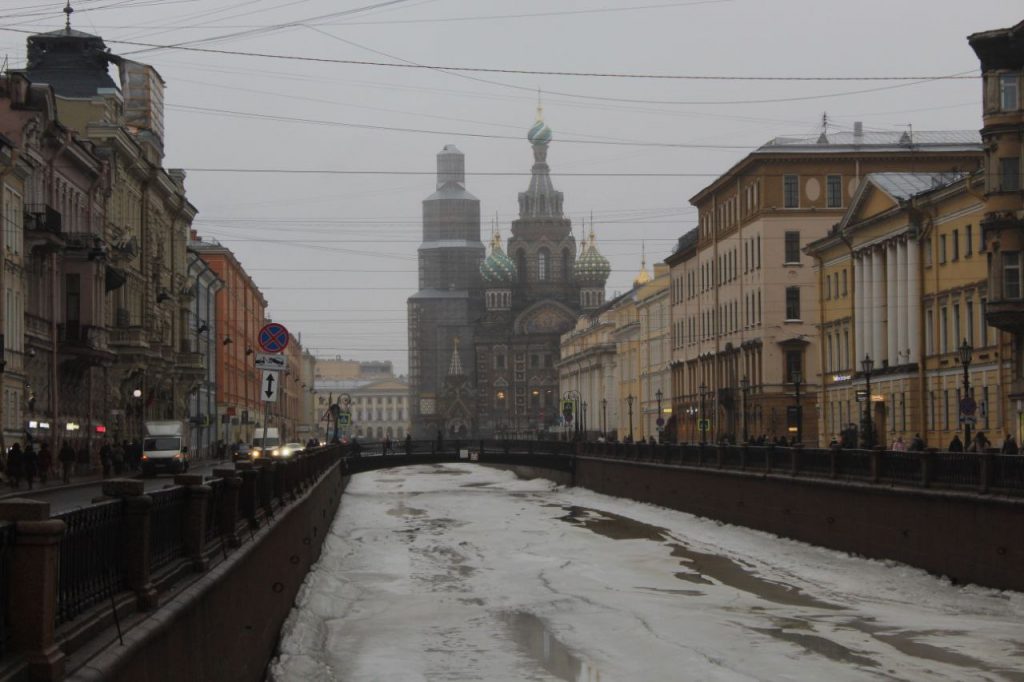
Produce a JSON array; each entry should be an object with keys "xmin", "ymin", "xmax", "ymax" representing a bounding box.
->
[
  {"xmin": 54, "ymin": 500, "xmax": 125, "ymax": 625},
  {"xmin": 205, "ymin": 478, "xmax": 225, "ymax": 544},
  {"xmin": 0, "ymin": 523, "xmax": 13, "ymax": 657},
  {"xmin": 149, "ymin": 488, "xmax": 186, "ymax": 572}
]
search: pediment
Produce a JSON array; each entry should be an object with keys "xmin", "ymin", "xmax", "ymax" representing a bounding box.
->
[{"xmin": 513, "ymin": 299, "xmax": 579, "ymax": 336}]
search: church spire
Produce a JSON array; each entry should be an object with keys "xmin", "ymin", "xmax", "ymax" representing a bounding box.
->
[
  {"xmin": 633, "ymin": 241, "xmax": 652, "ymax": 287},
  {"xmin": 448, "ymin": 337, "xmax": 464, "ymax": 377},
  {"xmin": 64, "ymin": 1, "xmax": 73, "ymax": 30},
  {"xmin": 520, "ymin": 107, "xmax": 561, "ymax": 219}
]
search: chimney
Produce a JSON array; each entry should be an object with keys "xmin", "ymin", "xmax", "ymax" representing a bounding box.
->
[{"xmin": 853, "ymin": 121, "xmax": 863, "ymax": 140}]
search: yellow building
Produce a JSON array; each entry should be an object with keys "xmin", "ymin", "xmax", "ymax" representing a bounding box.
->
[
  {"xmin": 807, "ymin": 172, "xmax": 1012, "ymax": 448},
  {"xmin": 670, "ymin": 127, "xmax": 982, "ymax": 445}
]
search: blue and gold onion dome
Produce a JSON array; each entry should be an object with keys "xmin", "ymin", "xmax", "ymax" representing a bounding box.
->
[
  {"xmin": 528, "ymin": 117, "xmax": 552, "ymax": 146},
  {"xmin": 574, "ymin": 232, "xmax": 611, "ymax": 285},
  {"xmin": 480, "ymin": 233, "xmax": 518, "ymax": 285}
]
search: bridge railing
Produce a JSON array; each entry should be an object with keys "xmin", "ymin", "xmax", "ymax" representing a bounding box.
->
[{"xmin": 0, "ymin": 444, "xmax": 345, "ymax": 675}]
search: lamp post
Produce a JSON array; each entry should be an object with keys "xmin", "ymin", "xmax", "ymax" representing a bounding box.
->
[
  {"xmin": 739, "ymin": 376, "xmax": 750, "ymax": 443},
  {"xmin": 959, "ymin": 339, "xmax": 974, "ymax": 448},
  {"xmin": 601, "ymin": 398, "xmax": 607, "ymax": 439},
  {"xmin": 687, "ymin": 405, "xmax": 697, "ymax": 444},
  {"xmin": 655, "ymin": 389, "xmax": 663, "ymax": 442},
  {"xmin": 699, "ymin": 382, "xmax": 708, "ymax": 445},
  {"xmin": 791, "ymin": 370, "xmax": 802, "ymax": 445},
  {"xmin": 861, "ymin": 355, "xmax": 874, "ymax": 449},
  {"xmin": 582, "ymin": 401, "xmax": 588, "ymax": 439},
  {"xmin": 563, "ymin": 389, "xmax": 580, "ymax": 440},
  {"xmin": 626, "ymin": 394, "xmax": 635, "ymax": 443}
]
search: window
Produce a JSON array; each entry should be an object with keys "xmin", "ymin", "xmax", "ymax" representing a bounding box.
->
[
  {"xmin": 1003, "ymin": 251, "xmax": 1022, "ymax": 299},
  {"xmin": 1000, "ymin": 73, "xmax": 1019, "ymax": 111},
  {"xmin": 925, "ymin": 309, "xmax": 934, "ymax": 354},
  {"xmin": 785, "ymin": 286, "xmax": 801, "ymax": 320},
  {"xmin": 967, "ymin": 300, "xmax": 975, "ymax": 347},
  {"xmin": 826, "ymin": 174, "xmax": 842, "ymax": 208},
  {"xmin": 784, "ymin": 231, "xmax": 800, "ymax": 263},
  {"xmin": 953, "ymin": 303, "xmax": 961, "ymax": 347},
  {"xmin": 494, "ymin": 353, "xmax": 506, "ymax": 370},
  {"xmin": 923, "ymin": 237, "xmax": 933, "ymax": 267},
  {"xmin": 841, "ymin": 269, "xmax": 848, "ymax": 296},
  {"xmin": 756, "ymin": 235, "xmax": 761, "ymax": 269},
  {"xmin": 784, "ymin": 350, "xmax": 802, "ymax": 383},
  {"xmin": 939, "ymin": 235, "xmax": 947, "ymax": 264},
  {"xmin": 825, "ymin": 275, "xmax": 831, "ymax": 299},
  {"xmin": 940, "ymin": 306, "xmax": 949, "ymax": 353},
  {"xmin": 538, "ymin": 249, "xmax": 549, "ymax": 281},
  {"xmin": 783, "ymin": 175, "xmax": 799, "ymax": 208},
  {"xmin": 833, "ymin": 273, "xmax": 839, "ymax": 299},
  {"xmin": 952, "ymin": 230, "xmax": 959, "ymax": 261},
  {"xmin": 981, "ymin": 298, "xmax": 989, "ymax": 346},
  {"xmin": 966, "ymin": 225, "xmax": 973, "ymax": 257},
  {"xmin": 1000, "ymin": 157, "xmax": 1020, "ymax": 192}
]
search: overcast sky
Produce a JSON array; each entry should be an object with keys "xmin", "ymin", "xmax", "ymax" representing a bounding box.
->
[{"xmin": 2, "ymin": 0, "xmax": 1021, "ymax": 374}]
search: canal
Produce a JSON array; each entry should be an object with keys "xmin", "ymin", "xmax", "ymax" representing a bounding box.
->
[{"xmin": 270, "ymin": 464, "xmax": 1024, "ymax": 681}]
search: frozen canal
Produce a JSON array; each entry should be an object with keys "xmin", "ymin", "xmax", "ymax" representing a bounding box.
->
[{"xmin": 270, "ymin": 465, "xmax": 1024, "ymax": 681}]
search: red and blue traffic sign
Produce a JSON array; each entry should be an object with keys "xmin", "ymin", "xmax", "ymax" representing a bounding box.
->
[{"xmin": 258, "ymin": 322, "xmax": 290, "ymax": 354}]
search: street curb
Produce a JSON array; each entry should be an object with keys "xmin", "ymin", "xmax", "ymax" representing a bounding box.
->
[{"xmin": 0, "ymin": 472, "xmax": 143, "ymax": 501}]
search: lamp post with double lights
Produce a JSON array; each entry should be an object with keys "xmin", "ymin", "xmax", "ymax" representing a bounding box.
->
[
  {"xmin": 626, "ymin": 394, "xmax": 635, "ymax": 443},
  {"xmin": 739, "ymin": 376, "xmax": 750, "ymax": 443},
  {"xmin": 861, "ymin": 355, "xmax": 874, "ymax": 449},
  {"xmin": 958, "ymin": 339, "xmax": 974, "ymax": 448},
  {"xmin": 699, "ymin": 382, "xmax": 708, "ymax": 445},
  {"xmin": 791, "ymin": 370, "xmax": 803, "ymax": 445}
]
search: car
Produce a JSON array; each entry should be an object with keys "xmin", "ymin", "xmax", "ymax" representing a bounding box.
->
[
  {"xmin": 231, "ymin": 443, "xmax": 252, "ymax": 462},
  {"xmin": 271, "ymin": 442, "xmax": 305, "ymax": 458}
]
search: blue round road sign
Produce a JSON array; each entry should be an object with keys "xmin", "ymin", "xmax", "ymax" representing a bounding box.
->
[{"xmin": 258, "ymin": 322, "xmax": 290, "ymax": 353}]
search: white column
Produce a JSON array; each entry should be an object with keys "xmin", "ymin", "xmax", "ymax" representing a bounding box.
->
[
  {"xmin": 907, "ymin": 238, "xmax": 921, "ymax": 363},
  {"xmin": 871, "ymin": 246, "xmax": 885, "ymax": 366},
  {"xmin": 862, "ymin": 252, "xmax": 874, "ymax": 362},
  {"xmin": 886, "ymin": 241, "xmax": 897, "ymax": 365},
  {"xmin": 896, "ymin": 238, "xmax": 909, "ymax": 364},
  {"xmin": 854, "ymin": 255, "xmax": 864, "ymax": 365}
]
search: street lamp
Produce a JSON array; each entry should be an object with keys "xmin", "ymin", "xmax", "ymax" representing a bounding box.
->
[
  {"xmin": 698, "ymin": 383, "xmax": 708, "ymax": 445},
  {"xmin": 626, "ymin": 394, "xmax": 635, "ymax": 443},
  {"xmin": 959, "ymin": 339, "xmax": 974, "ymax": 448},
  {"xmin": 791, "ymin": 369, "xmax": 802, "ymax": 445},
  {"xmin": 861, "ymin": 355, "xmax": 874, "ymax": 449},
  {"xmin": 582, "ymin": 401, "xmax": 588, "ymax": 438},
  {"xmin": 739, "ymin": 376, "xmax": 750, "ymax": 443},
  {"xmin": 655, "ymin": 388, "xmax": 663, "ymax": 442},
  {"xmin": 563, "ymin": 390, "xmax": 581, "ymax": 440},
  {"xmin": 601, "ymin": 398, "xmax": 607, "ymax": 439}
]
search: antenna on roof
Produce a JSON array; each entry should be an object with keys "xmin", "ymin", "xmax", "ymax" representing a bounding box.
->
[
  {"xmin": 63, "ymin": 1, "xmax": 73, "ymax": 30},
  {"xmin": 817, "ymin": 111, "xmax": 829, "ymax": 144}
]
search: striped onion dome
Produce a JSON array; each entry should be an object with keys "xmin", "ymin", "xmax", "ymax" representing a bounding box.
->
[
  {"xmin": 574, "ymin": 230, "xmax": 611, "ymax": 285},
  {"xmin": 480, "ymin": 232, "xmax": 518, "ymax": 285},
  {"xmin": 528, "ymin": 116, "xmax": 552, "ymax": 146}
]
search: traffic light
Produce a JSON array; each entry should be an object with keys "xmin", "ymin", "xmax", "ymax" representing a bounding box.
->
[{"xmin": 562, "ymin": 399, "xmax": 574, "ymax": 423}]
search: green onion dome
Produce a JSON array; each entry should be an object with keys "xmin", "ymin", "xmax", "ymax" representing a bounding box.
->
[
  {"xmin": 528, "ymin": 117, "xmax": 552, "ymax": 146},
  {"xmin": 574, "ymin": 231, "xmax": 611, "ymax": 285},
  {"xmin": 480, "ymin": 233, "xmax": 518, "ymax": 285}
]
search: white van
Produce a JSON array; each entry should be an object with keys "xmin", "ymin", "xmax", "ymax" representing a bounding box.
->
[
  {"xmin": 142, "ymin": 421, "xmax": 190, "ymax": 476},
  {"xmin": 251, "ymin": 427, "xmax": 281, "ymax": 458}
]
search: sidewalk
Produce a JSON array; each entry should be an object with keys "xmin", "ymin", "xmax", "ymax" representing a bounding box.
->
[{"xmin": 0, "ymin": 470, "xmax": 122, "ymax": 501}]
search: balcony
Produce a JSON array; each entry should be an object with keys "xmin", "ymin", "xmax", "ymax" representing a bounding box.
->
[
  {"xmin": 24, "ymin": 204, "xmax": 65, "ymax": 254},
  {"xmin": 58, "ymin": 323, "xmax": 116, "ymax": 366},
  {"xmin": 109, "ymin": 326, "xmax": 150, "ymax": 352},
  {"xmin": 986, "ymin": 297, "xmax": 1024, "ymax": 333}
]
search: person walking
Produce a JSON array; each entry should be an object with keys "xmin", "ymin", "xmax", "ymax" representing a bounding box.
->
[
  {"xmin": 435, "ymin": 429, "xmax": 444, "ymax": 454},
  {"xmin": 891, "ymin": 436, "xmax": 907, "ymax": 451},
  {"xmin": 112, "ymin": 441, "xmax": 126, "ymax": 475},
  {"xmin": 22, "ymin": 443, "xmax": 38, "ymax": 490},
  {"xmin": 404, "ymin": 433, "xmax": 412, "ymax": 456},
  {"xmin": 37, "ymin": 442, "xmax": 52, "ymax": 484},
  {"xmin": 1001, "ymin": 433, "xmax": 1019, "ymax": 455},
  {"xmin": 99, "ymin": 440, "xmax": 112, "ymax": 478},
  {"xmin": 7, "ymin": 443, "xmax": 23, "ymax": 489},
  {"xmin": 948, "ymin": 434, "xmax": 964, "ymax": 452},
  {"xmin": 970, "ymin": 431, "xmax": 991, "ymax": 453},
  {"xmin": 59, "ymin": 440, "xmax": 75, "ymax": 484},
  {"xmin": 909, "ymin": 433, "xmax": 925, "ymax": 451},
  {"xmin": 382, "ymin": 434, "xmax": 391, "ymax": 456}
]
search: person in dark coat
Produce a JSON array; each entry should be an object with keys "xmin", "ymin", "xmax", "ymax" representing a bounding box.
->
[
  {"xmin": 404, "ymin": 433, "xmax": 413, "ymax": 456},
  {"xmin": 435, "ymin": 429, "xmax": 444, "ymax": 453},
  {"xmin": 99, "ymin": 440, "xmax": 112, "ymax": 477},
  {"xmin": 351, "ymin": 437, "xmax": 362, "ymax": 457},
  {"xmin": 6, "ymin": 443, "xmax": 23, "ymax": 488},
  {"xmin": 37, "ymin": 442, "xmax": 52, "ymax": 484},
  {"xmin": 59, "ymin": 441, "xmax": 75, "ymax": 483},
  {"xmin": 909, "ymin": 434, "xmax": 925, "ymax": 452},
  {"xmin": 948, "ymin": 434, "xmax": 964, "ymax": 452},
  {"xmin": 1001, "ymin": 434, "xmax": 1019, "ymax": 455},
  {"xmin": 22, "ymin": 444, "xmax": 38, "ymax": 490}
]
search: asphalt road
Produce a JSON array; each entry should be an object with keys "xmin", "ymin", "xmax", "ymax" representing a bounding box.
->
[{"xmin": 0, "ymin": 459, "xmax": 236, "ymax": 515}]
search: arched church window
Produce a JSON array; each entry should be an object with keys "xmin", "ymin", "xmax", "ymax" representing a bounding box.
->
[{"xmin": 538, "ymin": 249, "xmax": 549, "ymax": 281}]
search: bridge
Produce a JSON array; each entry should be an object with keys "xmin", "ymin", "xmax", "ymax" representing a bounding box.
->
[{"xmin": 0, "ymin": 440, "xmax": 1021, "ymax": 681}]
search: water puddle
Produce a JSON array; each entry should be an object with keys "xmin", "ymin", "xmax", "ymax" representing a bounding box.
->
[
  {"xmin": 502, "ymin": 611, "xmax": 601, "ymax": 682},
  {"xmin": 386, "ymin": 501, "xmax": 427, "ymax": 518},
  {"xmin": 750, "ymin": 626, "xmax": 879, "ymax": 668},
  {"xmin": 559, "ymin": 506, "xmax": 839, "ymax": 611},
  {"xmin": 635, "ymin": 587, "xmax": 704, "ymax": 597},
  {"xmin": 461, "ymin": 482, "xmax": 495, "ymax": 488},
  {"xmin": 839, "ymin": 618, "xmax": 1024, "ymax": 679}
]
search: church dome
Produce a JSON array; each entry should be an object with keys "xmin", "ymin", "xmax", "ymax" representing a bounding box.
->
[
  {"xmin": 633, "ymin": 244, "xmax": 652, "ymax": 287},
  {"xmin": 528, "ymin": 117, "xmax": 552, "ymax": 146},
  {"xmin": 574, "ymin": 231, "xmax": 611, "ymax": 285},
  {"xmin": 480, "ymin": 233, "xmax": 518, "ymax": 286}
]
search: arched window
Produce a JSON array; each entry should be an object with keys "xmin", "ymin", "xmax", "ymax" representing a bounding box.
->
[
  {"xmin": 562, "ymin": 248, "xmax": 570, "ymax": 280},
  {"xmin": 516, "ymin": 250, "xmax": 527, "ymax": 280},
  {"xmin": 538, "ymin": 248, "xmax": 550, "ymax": 281}
]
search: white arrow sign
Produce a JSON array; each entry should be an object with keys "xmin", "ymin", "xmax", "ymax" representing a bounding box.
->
[
  {"xmin": 261, "ymin": 370, "xmax": 279, "ymax": 403},
  {"xmin": 255, "ymin": 353, "xmax": 287, "ymax": 371}
]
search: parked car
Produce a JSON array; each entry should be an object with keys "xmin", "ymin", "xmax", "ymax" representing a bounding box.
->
[
  {"xmin": 273, "ymin": 442, "xmax": 305, "ymax": 458},
  {"xmin": 231, "ymin": 443, "xmax": 252, "ymax": 462}
]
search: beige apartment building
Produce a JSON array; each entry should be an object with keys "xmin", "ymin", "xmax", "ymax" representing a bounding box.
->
[{"xmin": 669, "ymin": 127, "xmax": 982, "ymax": 445}]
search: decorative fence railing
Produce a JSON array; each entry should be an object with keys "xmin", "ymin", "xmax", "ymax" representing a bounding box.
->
[
  {"xmin": 0, "ymin": 523, "xmax": 13, "ymax": 657},
  {"xmin": 53, "ymin": 500, "xmax": 125, "ymax": 625},
  {"xmin": 149, "ymin": 488, "xmax": 187, "ymax": 573}
]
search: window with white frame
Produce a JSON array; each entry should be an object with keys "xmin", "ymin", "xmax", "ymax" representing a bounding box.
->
[
  {"xmin": 1000, "ymin": 73, "xmax": 1019, "ymax": 111},
  {"xmin": 826, "ymin": 175, "xmax": 842, "ymax": 208},
  {"xmin": 1003, "ymin": 251, "xmax": 1022, "ymax": 299}
]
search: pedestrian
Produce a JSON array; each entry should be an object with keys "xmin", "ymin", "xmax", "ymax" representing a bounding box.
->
[
  {"xmin": 404, "ymin": 433, "xmax": 412, "ymax": 456},
  {"xmin": 892, "ymin": 436, "xmax": 906, "ymax": 452},
  {"xmin": 435, "ymin": 429, "xmax": 444, "ymax": 453},
  {"xmin": 59, "ymin": 440, "xmax": 75, "ymax": 483},
  {"xmin": 351, "ymin": 437, "xmax": 362, "ymax": 457},
  {"xmin": 909, "ymin": 433, "xmax": 925, "ymax": 452},
  {"xmin": 1001, "ymin": 433, "xmax": 1019, "ymax": 455},
  {"xmin": 22, "ymin": 444, "xmax": 38, "ymax": 490},
  {"xmin": 38, "ymin": 442, "xmax": 52, "ymax": 484},
  {"xmin": 127, "ymin": 440, "xmax": 141, "ymax": 471},
  {"xmin": 383, "ymin": 434, "xmax": 392, "ymax": 455},
  {"xmin": 7, "ymin": 442, "xmax": 23, "ymax": 488},
  {"xmin": 112, "ymin": 441, "xmax": 126, "ymax": 475},
  {"xmin": 970, "ymin": 431, "xmax": 991, "ymax": 452},
  {"xmin": 948, "ymin": 433, "xmax": 964, "ymax": 452},
  {"xmin": 99, "ymin": 440, "xmax": 112, "ymax": 477}
]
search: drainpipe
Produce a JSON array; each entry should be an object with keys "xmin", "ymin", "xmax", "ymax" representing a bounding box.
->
[{"xmin": 0, "ymin": 147, "xmax": 20, "ymax": 455}]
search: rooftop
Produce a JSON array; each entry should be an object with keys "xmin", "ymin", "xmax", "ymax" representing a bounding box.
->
[
  {"xmin": 757, "ymin": 129, "xmax": 980, "ymax": 153},
  {"xmin": 868, "ymin": 172, "xmax": 967, "ymax": 201}
]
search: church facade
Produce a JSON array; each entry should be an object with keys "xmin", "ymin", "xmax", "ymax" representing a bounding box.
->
[{"xmin": 408, "ymin": 111, "xmax": 610, "ymax": 438}]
